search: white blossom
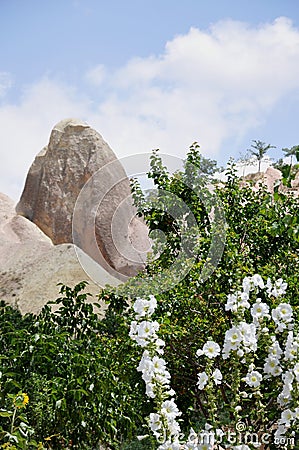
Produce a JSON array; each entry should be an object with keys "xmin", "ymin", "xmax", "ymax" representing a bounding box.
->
[
  {"xmin": 280, "ymin": 408, "xmax": 295, "ymax": 426},
  {"xmin": 268, "ymin": 340, "xmax": 283, "ymax": 360},
  {"xmin": 212, "ymin": 368, "xmax": 223, "ymax": 385},
  {"xmin": 225, "ymin": 293, "xmax": 238, "ymax": 312},
  {"xmin": 161, "ymin": 399, "xmax": 181, "ymax": 420},
  {"xmin": 263, "ymin": 357, "xmax": 282, "ymax": 377},
  {"xmin": 250, "ymin": 301, "xmax": 269, "ymax": 322},
  {"xmin": 272, "ymin": 278, "xmax": 288, "ymax": 298},
  {"xmin": 149, "ymin": 412, "xmax": 162, "ymax": 437},
  {"xmin": 252, "ymin": 274, "xmax": 265, "ymax": 289},
  {"xmin": 133, "ymin": 296, "xmax": 157, "ymax": 318},
  {"xmin": 197, "ymin": 371, "xmax": 209, "ymax": 390},
  {"xmin": 134, "ymin": 320, "xmax": 160, "ymax": 346},
  {"xmin": 199, "ymin": 341, "xmax": 221, "ymax": 359},
  {"xmin": 244, "ymin": 370, "xmax": 262, "ymax": 388},
  {"xmin": 242, "ymin": 276, "xmax": 254, "ymax": 293},
  {"xmin": 293, "ymin": 363, "xmax": 299, "ymax": 381},
  {"xmin": 238, "ymin": 322, "xmax": 257, "ymax": 352},
  {"xmin": 285, "ymin": 331, "xmax": 298, "ymax": 361},
  {"xmin": 272, "ymin": 303, "xmax": 293, "ymax": 322},
  {"xmin": 237, "ymin": 291, "xmax": 250, "ymax": 309}
]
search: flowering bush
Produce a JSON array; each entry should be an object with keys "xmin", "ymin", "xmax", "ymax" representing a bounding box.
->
[{"xmin": 129, "ymin": 275, "xmax": 299, "ymax": 449}]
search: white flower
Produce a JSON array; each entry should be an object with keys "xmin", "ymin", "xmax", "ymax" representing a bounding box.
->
[
  {"xmin": 137, "ymin": 320, "xmax": 159, "ymax": 338},
  {"xmin": 154, "ymin": 370, "xmax": 171, "ymax": 386},
  {"xmin": 225, "ymin": 293, "xmax": 238, "ymax": 311},
  {"xmin": 272, "ymin": 303, "xmax": 293, "ymax": 332},
  {"xmin": 273, "ymin": 278, "xmax": 288, "ymax": 298},
  {"xmin": 244, "ymin": 370, "xmax": 262, "ymax": 388},
  {"xmin": 222, "ymin": 326, "xmax": 243, "ymax": 358},
  {"xmin": 201, "ymin": 341, "xmax": 221, "ymax": 359},
  {"xmin": 272, "ymin": 303, "xmax": 293, "ymax": 321},
  {"xmin": 280, "ymin": 408, "xmax": 295, "ymax": 426},
  {"xmin": 152, "ymin": 355, "xmax": 167, "ymax": 372},
  {"xmin": 268, "ymin": 340, "xmax": 283, "ymax": 359},
  {"xmin": 293, "ymin": 362, "xmax": 299, "ymax": 381},
  {"xmin": 167, "ymin": 419, "xmax": 181, "ymax": 436},
  {"xmin": 242, "ymin": 276, "xmax": 254, "ymax": 293},
  {"xmin": 149, "ymin": 412, "xmax": 162, "ymax": 436},
  {"xmin": 277, "ymin": 370, "xmax": 294, "ymax": 405},
  {"xmin": 145, "ymin": 382, "xmax": 155, "ymax": 398},
  {"xmin": 137, "ymin": 351, "xmax": 153, "ymax": 382},
  {"xmin": 161, "ymin": 399, "xmax": 181, "ymax": 420},
  {"xmin": 155, "ymin": 338, "xmax": 166, "ymax": 354},
  {"xmin": 277, "ymin": 392, "xmax": 292, "ymax": 407},
  {"xmin": 238, "ymin": 291, "xmax": 250, "ymax": 309},
  {"xmin": 250, "ymin": 301, "xmax": 269, "ymax": 321},
  {"xmin": 252, "ymin": 274, "xmax": 265, "ymax": 289},
  {"xmin": 263, "ymin": 357, "xmax": 282, "ymax": 376},
  {"xmin": 129, "ymin": 320, "xmax": 138, "ymax": 339},
  {"xmin": 285, "ymin": 331, "xmax": 298, "ymax": 360},
  {"xmin": 197, "ymin": 371, "xmax": 209, "ymax": 390},
  {"xmin": 212, "ymin": 368, "xmax": 222, "ymax": 385},
  {"xmin": 239, "ymin": 322, "xmax": 257, "ymax": 351},
  {"xmin": 135, "ymin": 320, "xmax": 160, "ymax": 346},
  {"xmin": 133, "ymin": 296, "xmax": 157, "ymax": 318},
  {"xmin": 267, "ymin": 278, "xmax": 287, "ymax": 298},
  {"xmin": 282, "ymin": 370, "xmax": 294, "ymax": 388},
  {"xmin": 225, "ymin": 327, "xmax": 242, "ymax": 345}
]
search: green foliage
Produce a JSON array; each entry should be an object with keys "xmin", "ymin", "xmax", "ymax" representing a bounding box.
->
[
  {"xmin": 1, "ymin": 142, "xmax": 298, "ymax": 448},
  {"xmin": 0, "ymin": 285, "xmax": 149, "ymax": 449},
  {"xmin": 114, "ymin": 145, "xmax": 299, "ymax": 431}
]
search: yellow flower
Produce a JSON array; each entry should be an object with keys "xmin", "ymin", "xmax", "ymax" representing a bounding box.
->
[{"xmin": 13, "ymin": 392, "xmax": 29, "ymax": 409}]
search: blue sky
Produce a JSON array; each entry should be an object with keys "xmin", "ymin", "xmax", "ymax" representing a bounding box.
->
[{"xmin": 1, "ymin": 0, "xmax": 299, "ymax": 200}]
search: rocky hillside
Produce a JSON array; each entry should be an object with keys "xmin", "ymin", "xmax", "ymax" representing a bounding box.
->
[{"xmin": 0, "ymin": 119, "xmax": 150, "ymax": 313}]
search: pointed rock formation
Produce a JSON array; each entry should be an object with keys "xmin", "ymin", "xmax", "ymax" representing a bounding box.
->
[{"xmin": 16, "ymin": 119, "xmax": 150, "ymax": 279}]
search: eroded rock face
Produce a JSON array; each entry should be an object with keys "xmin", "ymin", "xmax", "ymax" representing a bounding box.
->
[
  {"xmin": 0, "ymin": 193, "xmax": 104, "ymax": 314},
  {"xmin": 16, "ymin": 119, "xmax": 150, "ymax": 278},
  {"xmin": 262, "ymin": 167, "xmax": 282, "ymax": 192}
]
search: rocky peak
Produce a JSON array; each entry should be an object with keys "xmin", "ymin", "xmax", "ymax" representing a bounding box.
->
[{"xmin": 16, "ymin": 119, "xmax": 150, "ymax": 279}]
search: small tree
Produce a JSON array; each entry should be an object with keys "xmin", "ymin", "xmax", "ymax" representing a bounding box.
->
[
  {"xmin": 237, "ymin": 151, "xmax": 253, "ymax": 177},
  {"xmin": 282, "ymin": 145, "xmax": 299, "ymax": 169},
  {"xmin": 248, "ymin": 140, "xmax": 276, "ymax": 173}
]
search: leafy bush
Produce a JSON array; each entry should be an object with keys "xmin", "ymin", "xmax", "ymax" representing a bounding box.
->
[
  {"xmin": 102, "ymin": 146, "xmax": 299, "ymax": 443},
  {"xmin": 1, "ymin": 144, "xmax": 298, "ymax": 449},
  {"xmin": 0, "ymin": 284, "xmax": 149, "ymax": 449}
]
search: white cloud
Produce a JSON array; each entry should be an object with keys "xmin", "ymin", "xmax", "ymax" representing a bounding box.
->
[
  {"xmin": 1, "ymin": 17, "xmax": 299, "ymax": 200},
  {"xmin": 0, "ymin": 72, "xmax": 13, "ymax": 98},
  {"xmin": 85, "ymin": 64, "xmax": 107, "ymax": 86},
  {"xmin": 87, "ymin": 17, "xmax": 299, "ymax": 165},
  {"xmin": 0, "ymin": 78, "xmax": 90, "ymax": 201}
]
